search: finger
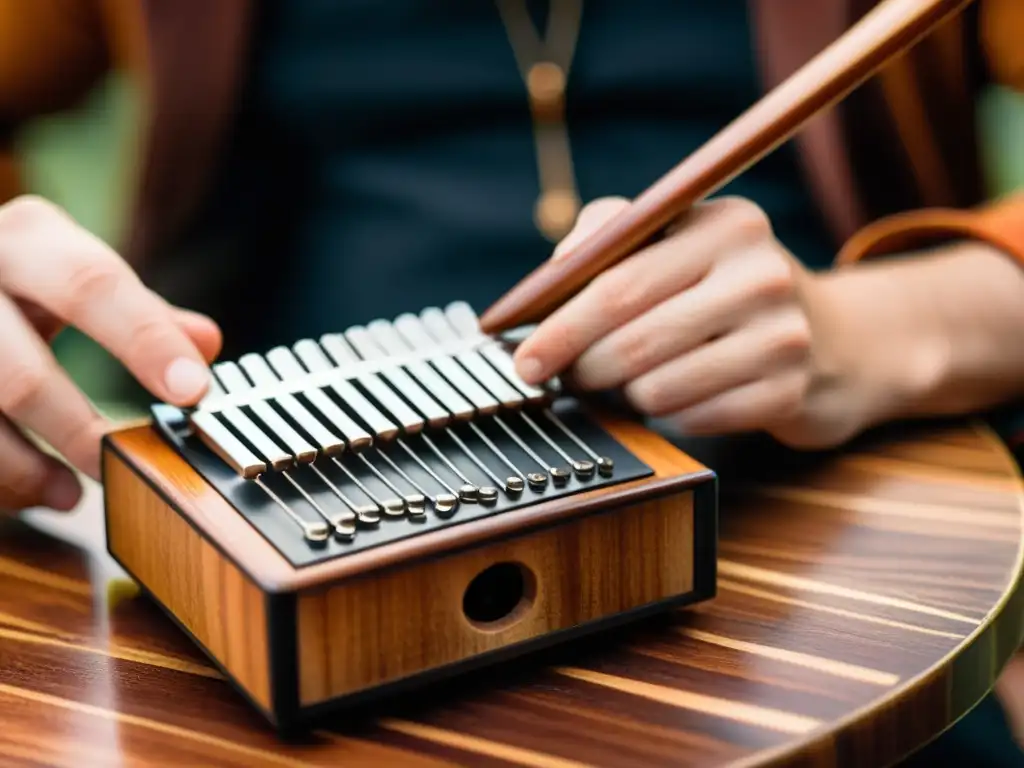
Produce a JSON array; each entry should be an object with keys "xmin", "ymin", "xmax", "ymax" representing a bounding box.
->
[
  {"xmin": 172, "ymin": 308, "xmax": 223, "ymax": 363},
  {"xmin": 0, "ymin": 196, "xmax": 212, "ymax": 406},
  {"xmin": 623, "ymin": 305, "xmax": 811, "ymax": 417},
  {"xmin": 517, "ymin": 196, "xmax": 784, "ymax": 383},
  {"xmin": 0, "ymin": 414, "xmax": 82, "ymax": 513},
  {"xmin": 571, "ymin": 245, "xmax": 798, "ymax": 390},
  {"xmin": 515, "ymin": 218, "xmax": 719, "ymax": 385},
  {"xmin": 570, "ymin": 260, "xmax": 768, "ymax": 391},
  {"xmin": 0, "ymin": 291, "xmax": 110, "ymax": 480},
  {"xmin": 550, "ymin": 196, "xmax": 630, "ymax": 262},
  {"xmin": 666, "ymin": 368, "xmax": 809, "ymax": 436}
]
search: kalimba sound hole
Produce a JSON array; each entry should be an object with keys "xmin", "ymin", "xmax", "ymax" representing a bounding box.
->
[{"xmin": 462, "ymin": 562, "xmax": 536, "ymax": 631}]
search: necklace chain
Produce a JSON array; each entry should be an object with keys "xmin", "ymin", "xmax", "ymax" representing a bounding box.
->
[{"xmin": 495, "ymin": 0, "xmax": 583, "ymax": 242}]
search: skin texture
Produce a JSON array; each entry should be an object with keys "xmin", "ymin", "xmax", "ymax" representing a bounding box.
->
[
  {"xmin": 2, "ymin": 191, "xmax": 1024, "ymax": 514},
  {"xmin": 0, "ymin": 195, "xmax": 219, "ymax": 513},
  {"xmin": 515, "ymin": 195, "xmax": 1024, "ymax": 449}
]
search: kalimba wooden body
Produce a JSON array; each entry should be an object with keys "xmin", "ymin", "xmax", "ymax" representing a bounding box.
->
[{"xmin": 101, "ymin": 302, "xmax": 717, "ymax": 732}]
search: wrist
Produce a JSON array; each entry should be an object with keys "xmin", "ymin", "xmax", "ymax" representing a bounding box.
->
[
  {"xmin": 801, "ymin": 257, "xmax": 952, "ymax": 432},
  {"xmin": 806, "ymin": 241, "xmax": 1024, "ymax": 429}
]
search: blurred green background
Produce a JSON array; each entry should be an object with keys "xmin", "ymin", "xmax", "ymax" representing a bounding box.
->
[{"xmin": 12, "ymin": 75, "xmax": 1024, "ymax": 421}]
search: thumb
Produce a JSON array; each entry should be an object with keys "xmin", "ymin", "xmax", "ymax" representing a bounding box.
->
[{"xmin": 550, "ymin": 196, "xmax": 631, "ymax": 263}]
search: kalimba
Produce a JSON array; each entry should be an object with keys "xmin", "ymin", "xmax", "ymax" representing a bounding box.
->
[{"xmin": 101, "ymin": 302, "xmax": 718, "ymax": 731}]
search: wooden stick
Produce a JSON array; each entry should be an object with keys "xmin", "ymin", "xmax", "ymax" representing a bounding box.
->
[{"xmin": 478, "ymin": 0, "xmax": 975, "ymax": 334}]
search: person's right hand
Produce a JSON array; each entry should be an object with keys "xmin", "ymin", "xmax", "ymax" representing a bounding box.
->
[{"xmin": 0, "ymin": 195, "xmax": 222, "ymax": 513}]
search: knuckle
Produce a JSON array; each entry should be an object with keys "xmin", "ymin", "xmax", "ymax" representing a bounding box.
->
[
  {"xmin": 747, "ymin": 252, "xmax": 798, "ymax": 303},
  {"xmin": 591, "ymin": 268, "xmax": 648, "ymax": 321},
  {"xmin": 0, "ymin": 363, "xmax": 49, "ymax": 416},
  {"xmin": 714, "ymin": 196, "xmax": 772, "ymax": 239},
  {"xmin": 625, "ymin": 376, "xmax": 668, "ymax": 416},
  {"xmin": 123, "ymin": 314, "xmax": 179, "ymax": 362},
  {"xmin": 616, "ymin": 331, "xmax": 661, "ymax": 378},
  {"xmin": 59, "ymin": 257, "xmax": 124, "ymax": 313},
  {"xmin": 771, "ymin": 312, "xmax": 813, "ymax": 357}
]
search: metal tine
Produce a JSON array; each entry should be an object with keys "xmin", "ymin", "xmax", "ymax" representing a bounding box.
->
[
  {"xmin": 356, "ymin": 452, "xmax": 427, "ymax": 520},
  {"xmin": 374, "ymin": 449, "xmax": 459, "ymax": 516},
  {"xmin": 543, "ymin": 407, "xmax": 614, "ymax": 477},
  {"xmin": 345, "ymin": 326, "xmax": 451, "ymax": 428},
  {"xmin": 418, "ymin": 433, "xmax": 483, "ymax": 503},
  {"xmin": 394, "ymin": 313, "xmax": 500, "ymax": 415},
  {"xmin": 345, "ymin": 326, "xmax": 488, "ymax": 503},
  {"xmin": 266, "ymin": 347, "xmax": 373, "ymax": 451},
  {"xmin": 420, "ymin": 306, "xmax": 525, "ymax": 408},
  {"xmin": 213, "ymin": 361, "xmax": 317, "ymax": 464},
  {"xmin": 281, "ymin": 472, "xmax": 357, "ymax": 541},
  {"xmin": 367, "ymin": 318, "xmax": 505, "ymax": 500},
  {"xmin": 255, "ymin": 477, "xmax": 332, "ymax": 544},
  {"xmin": 443, "ymin": 429, "xmax": 504, "ymax": 501},
  {"xmin": 393, "ymin": 312, "xmax": 525, "ymax": 490},
  {"xmin": 464, "ymin": 422, "xmax": 526, "ymax": 494},
  {"xmin": 215, "ymin": 361, "xmax": 357, "ymax": 540},
  {"xmin": 206, "ymin": 366, "xmax": 293, "ymax": 473},
  {"xmin": 308, "ymin": 463, "xmax": 380, "ymax": 528},
  {"xmin": 442, "ymin": 302, "xmax": 589, "ymax": 480},
  {"xmin": 196, "ymin": 369, "xmax": 227, "ymax": 410},
  {"xmin": 240, "ymin": 353, "xmax": 382, "ymax": 524},
  {"xmin": 366, "ymin": 319, "xmax": 475, "ymax": 421},
  {"xmin": 292, "ymin": 339, "xmax": 399, "ymax": 441},
  {"xmin": 320, "ymin": 333, "xmax": 425, "ymax": 434},
  {"xmin": 417, "ymin": 307, "xmax": 555, "ymax": 487},
  {"xmin": 191, "ymin": 410, "xmax": 266, "ymax": 479},
  {"xmin": 394, "ymin": 441, "xmax": 462, "ymax": 517},
  {"xmin": 330, "ymin": 455, "xmax": 407, "ymax": 520},
  {"xmin": 490, "ymin": 417, "xmax": 564, "ymax": 489},
  {"xmin": 191, "ymin": 384, "xmax": 331, "ymax": 542},
  {"xmin": 238, "ymin": 354, "xmax": 345, "ymax": 457},
  {"xmin": 443, "ymin": 301, "xmax": 548, "ymax": 404},
  {"xmin": 437, "ymin": 304, "xmax": 606, "ymax": 481},
  {"xmin": 297, "ymin": 344, "xmax": 423, "ymax": 515},
  {"xmin": 519, "ymin": 410, "xmax": 595, "ymax": 479}
]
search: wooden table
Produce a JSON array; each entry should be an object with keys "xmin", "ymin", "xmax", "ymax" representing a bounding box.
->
[{"xmin": 2, "ymin": 420, "xmax": 1023, "ymax": 767}]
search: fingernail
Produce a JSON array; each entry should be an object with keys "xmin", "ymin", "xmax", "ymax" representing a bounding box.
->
[
  {"xmin": 44, "ymin": 471, "xmax": 81, "ymax": 511},
  {"xmin": 164, "ymin": 357, "xmax": 210, "ymax": 403},
  {"xmin": 516, "ymin": 356, "xmax": 544, "ymax": 384}
]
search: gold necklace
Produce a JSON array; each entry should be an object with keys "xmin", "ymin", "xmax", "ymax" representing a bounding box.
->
[{"xmin": 495, "ymin": 0, "xmax": 584, "ymax": 242}]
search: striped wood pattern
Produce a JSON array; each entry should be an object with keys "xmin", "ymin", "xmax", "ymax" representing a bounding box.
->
[
  {"xmin": 296, "ymin": 493, "xmax": 694, "ymax": 705},
  {"xmin": 102, "ymin": 452, "xmax": 273, "ymax": 714},
  {"xmin": 1, "ymin": 420, "xmax": 1022, "ymax": 766}
]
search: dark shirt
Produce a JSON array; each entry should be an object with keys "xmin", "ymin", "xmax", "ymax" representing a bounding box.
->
[{"xmin": 197, "ymin": 0, "xmax": 834, "ymax": 354}]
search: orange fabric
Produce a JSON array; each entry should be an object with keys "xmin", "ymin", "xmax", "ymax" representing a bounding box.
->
[
  {"xmin": 981, "ymin": 0, "xmax": 1024, "ymax": 93},
  {"xmin": 835, "ymin": 191, "xmax": 1024, "ymax": 268}
]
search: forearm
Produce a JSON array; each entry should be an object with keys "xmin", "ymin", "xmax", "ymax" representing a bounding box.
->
[{"xmin": 808, "ymin": 241, "xmax": 1024, "ymax": 429}]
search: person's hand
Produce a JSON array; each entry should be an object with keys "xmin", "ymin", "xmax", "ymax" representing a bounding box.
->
[
  {"xmin": 0, "ymin": 195, "xmax": 221, "ymax": 512},
  {"xmin": 512, "ymin": 195, "xmax": 871, "ymax": 449}
]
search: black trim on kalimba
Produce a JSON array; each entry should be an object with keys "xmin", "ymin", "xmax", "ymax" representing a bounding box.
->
[{"xmin": 151, "ymin": 399, "xmax": 654, "ymax": 567}]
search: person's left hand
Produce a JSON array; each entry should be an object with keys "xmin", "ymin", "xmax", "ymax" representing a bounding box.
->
[{"xmin": 511, "ymin": 195, "xmax": 862, "ymax": 449}]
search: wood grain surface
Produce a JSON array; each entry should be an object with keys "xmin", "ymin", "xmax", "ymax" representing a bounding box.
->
[{"xmin": 3, "ymin": 419, "xmax": 1024, "ymax": 767}]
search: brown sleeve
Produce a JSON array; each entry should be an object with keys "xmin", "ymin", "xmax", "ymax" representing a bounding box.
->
[
  {"xmin": 835, "ymin": 192, "xmax": 1024, "ymax": 268},
  {"xmin": 0, "ymin": 0, "xmax": 112, "ymax": 122}
]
